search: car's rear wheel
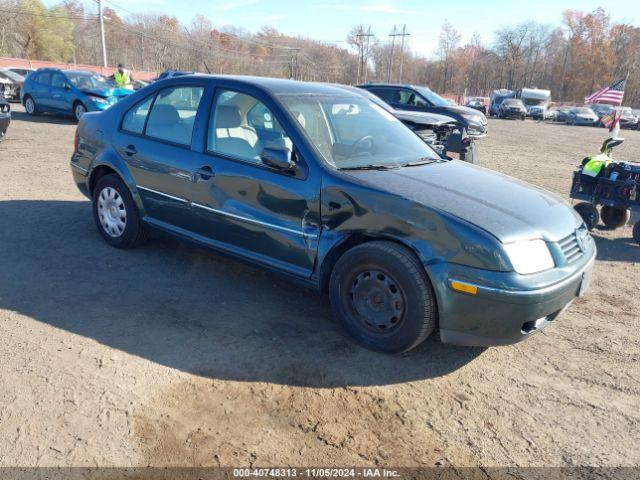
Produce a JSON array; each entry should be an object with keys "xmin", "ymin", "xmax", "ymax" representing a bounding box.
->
[
  {"xmin": 600, "ymin": 205, "xmax": 630, "ymax": 229},
  {"xmin": 92, "ymin": 174, "xmax": 149, "ymax": 249},
  {"xmin": 74, "ymin": 102, "xmax": 87, "ymax": 122},
  {"xmin": 329, "ymin": 241, "xmax": 436, "ymax": 354},
  {"xmin": 24, "ymin": 96, "xmax": 38, "ymax": 115},
  {"xmin": 574, "ymin": 202, "xmax": 600, "ymax": 231}
]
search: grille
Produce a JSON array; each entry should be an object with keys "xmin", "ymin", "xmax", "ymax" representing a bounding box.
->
[{"xmin": 558, "ymin": 230, "xmax": 584, "ymax": 264}]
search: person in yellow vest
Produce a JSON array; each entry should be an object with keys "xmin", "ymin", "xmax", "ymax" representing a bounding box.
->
[{"xmin": 111, "ymin": 63, "xmax": 134, "ymax": 90}]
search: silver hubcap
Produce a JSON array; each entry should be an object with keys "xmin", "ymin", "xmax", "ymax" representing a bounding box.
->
[
  {"xmin": 75, "ymin": 104, "xmax": 86, "ymax": 120},
  {"xmin": 97, "ymin": 187, "xmax": 126, "ymax": 237},
  {"xmin": 26, "ymin": 98, "xmax": 34, "ymax": 114}
]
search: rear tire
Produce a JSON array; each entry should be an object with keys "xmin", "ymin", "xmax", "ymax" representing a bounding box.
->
[
  {"xmin": 92, "ymin": 174, "xmax": 149, "ymax": 249},
  {"xmin": 24, "ymin": 95, "xmax": 38, "ymax": 115},
  {"xmin": 600, "ymin": 205, "xmax": 630, "ymax": 229},
  {"xmin": 574, "ymin": 202, "xmax": 600, "ymax": 231},
  {"xmin": 329, "ymin": 241, "xmax": 436, "ymax": 354}
]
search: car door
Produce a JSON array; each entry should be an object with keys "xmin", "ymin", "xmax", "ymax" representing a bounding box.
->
[
  {"xmin": 33, "ymin": 71, "xmax": 53, "ymax": 110},
  {"xmin": 112, "ymin": 83, "xmax": 208, "ymax": 231},
  {"xmin": 50, "ymin": 73, "xmax": 72, "ymax": 112},
  {"xmin": 188, "ymin": 87, "xmax": 321, "ymax": 278}
]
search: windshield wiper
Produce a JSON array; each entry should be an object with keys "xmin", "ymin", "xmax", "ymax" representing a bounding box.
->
[
  {"xmin": 400, "ymin": 157, "xmax": 442, "ymax": 167},
  {"xmin": 338, "ymin": 164, "xmax": 399, "ymax": 171}
]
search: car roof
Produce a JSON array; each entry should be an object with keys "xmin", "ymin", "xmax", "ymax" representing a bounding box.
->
[
  {"xmin": 165, "ymin": 74, "xmax": 363, "ymax": 97},
  {"xmin": 357, "ymin": 83, "xmax": 426, "ymax": 90}
]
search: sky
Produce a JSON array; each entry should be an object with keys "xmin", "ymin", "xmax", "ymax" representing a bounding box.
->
[{"xmin": 44, "ymin": 0, "xmax": 640, "ymax": 57}]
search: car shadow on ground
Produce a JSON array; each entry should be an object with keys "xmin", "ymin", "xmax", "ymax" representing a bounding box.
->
[
  {"xmin": 592, "ymin": 231, "xmax": 639, "ymax": 262},
  {"xmin": 9, "ymin": 110, "xmax": 76, "ymax": 125},
  {"xmin": 0, "ymin": 199, "xmax": 487, "ymax": 387}
]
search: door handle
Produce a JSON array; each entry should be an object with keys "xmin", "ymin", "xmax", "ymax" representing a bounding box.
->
[
  {"xmin": 123, "ymin": 145, "xmax": 137, "ymax": 156},
  {"xmin": 195, "ymin": 166, "xmax": 214, "ymax": 181}
]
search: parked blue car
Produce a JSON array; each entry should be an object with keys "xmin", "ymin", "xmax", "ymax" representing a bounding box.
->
[{"xmin": 21, "ymin": 68, "xmax": 133, "ymax": 121}]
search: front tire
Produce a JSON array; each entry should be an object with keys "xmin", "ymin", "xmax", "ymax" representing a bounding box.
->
[
  {"xmin": 329, "ymin": 241, "xmax": 436, "ymax": 354},
  {"xmin": 92, "ymin": 174, "xmax": 149, "ymax": 249},
  {"xmin": 74, "ymin": 102, "xmax": 87, "ymax": 122}
]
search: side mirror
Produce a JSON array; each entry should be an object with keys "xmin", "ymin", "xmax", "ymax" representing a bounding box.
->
[
  {"xmin": 64, "ymin": 84, "xmax": 71, "ymax": 91},
  {"xmin": 260, "ymin": 146, "xmax": 295, "ymax": 171}
]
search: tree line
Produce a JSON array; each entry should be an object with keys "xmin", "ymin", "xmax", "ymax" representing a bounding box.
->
[{"xmin": 2, "ymin": 0, "xmax": 639, "ymax": 106}]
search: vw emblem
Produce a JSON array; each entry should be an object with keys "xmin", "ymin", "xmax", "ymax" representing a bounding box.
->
[{"xmin": 576, "ymin": 228, "xmax": 589, "ymax": 253}]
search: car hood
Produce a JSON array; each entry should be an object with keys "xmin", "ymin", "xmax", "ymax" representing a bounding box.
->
[
  {"xmin": 394, "ymin": 109, "xmax": 458, "ymax": 126},
  {"xmin": 81, "ymin": 87, "xmax": 133, "ymax": 98},
  {"xmin": 442, "ymin": 105, "xmax": 486, "ymax": 119},
  {"xmin": 343, "ymin": 160, "xmax": 581, "ymax": 243}
]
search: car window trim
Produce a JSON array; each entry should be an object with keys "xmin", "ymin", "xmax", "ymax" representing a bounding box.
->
[
  {"xmin": 119, "ymin": 83, "xmax": 207, "ymax": 150},
  {"xmin": 204, "ymin": 86, "xmax": 307, "ymax": 179}
]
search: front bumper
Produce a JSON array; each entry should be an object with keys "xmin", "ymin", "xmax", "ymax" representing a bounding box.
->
[
  {"xmin": 501, "ymin": 110, "xmax": 525, "ymax": 118},
  {"xmin": 428, "ymin": 250, "xmax": 596, "ymax": 346}
]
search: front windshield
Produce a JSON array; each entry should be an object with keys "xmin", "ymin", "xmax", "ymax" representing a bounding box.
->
[
  {"xmin": 575, "ymin": 107, "xmax": 593, "ymax": 114},
  {"xmin": 504, "ymin": 99, "xmax": 523, "ymax": 107},
  {"xmin": 523, "ymin": 98, "xmax": 544, "ymax": 106},
  {"xmin": 278, "ymin": 94, "xmax": 441, "ymax": 170},
  {"xmin": 413, "ymin": 86, "xmax": 450, "ymax": 107},
  {"xmin": 67, "ymin": 72, "xmax": 114, "ymax": 90}
]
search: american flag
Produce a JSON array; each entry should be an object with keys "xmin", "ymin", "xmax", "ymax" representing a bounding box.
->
[{"xmin": 585, "ymin": 78, "xmax": 626, "ymax": 105}]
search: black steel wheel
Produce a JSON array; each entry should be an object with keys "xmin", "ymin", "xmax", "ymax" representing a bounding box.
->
[{"xmin": 329, "ymin": 241, "xmax": 436, "ymax": 353}]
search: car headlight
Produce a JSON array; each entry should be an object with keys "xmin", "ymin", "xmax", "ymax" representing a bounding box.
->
[
  {"xmin": 87, "ymin": 95, "xmax": 108, "ymax": 104},
  {"xmin": 503, "ymin": 239, "xmax": 555, "ymax": 274},
  {"xmin": 461, "ymin": 113, "xmax": 482, "ymax": 123}
]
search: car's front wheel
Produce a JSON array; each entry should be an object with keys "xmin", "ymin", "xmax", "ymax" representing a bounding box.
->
[
  {"xmin": 329, "ymin": 241, "xmax": 436, "ymax": 353},
  {"xmin": 92, "ymin": 174, "xmax": 149, "ymax": 249},
  {"xmin": 74, "ymin": 102, "xmax": 87, "ymax": 122},
  {"xmin": 24, "ymin": 96, "xmax": 38, "ymax": 115}
]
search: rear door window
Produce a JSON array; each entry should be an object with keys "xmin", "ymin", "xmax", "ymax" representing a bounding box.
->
[{"xmin": 145, "ymin": 86, "xmax": 204, "ymax": 146}]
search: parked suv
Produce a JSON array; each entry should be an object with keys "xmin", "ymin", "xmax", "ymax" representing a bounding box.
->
[
  {"xmin": 71, "ymin": 75, "xmax": 594, "ymax": 353},
  {"xmin": 22, "ymin": 68, "xmax": 133, "ymax": 121},
  {"xmin": 358, "ymin": 83, "xmax": 487, "ymax": 137}
]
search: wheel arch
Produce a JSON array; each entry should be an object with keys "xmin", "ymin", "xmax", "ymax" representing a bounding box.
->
[
  {"xmin": 318, "ymin": 233, "xmax": 436, "ymax": 295},
  {"xmin": 88, "ymin": 157, "xmax": 146, "ymax": 218}
]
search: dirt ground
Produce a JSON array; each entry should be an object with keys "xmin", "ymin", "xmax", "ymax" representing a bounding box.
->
[{"xmin": 0, "ymin": 105, "xmax": 638, "ymax": 469}]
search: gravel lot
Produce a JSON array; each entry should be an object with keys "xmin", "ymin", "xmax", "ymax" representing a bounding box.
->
[{"xmin": 0, "ymin": 105, "xmax": 638, "ymax": 468}]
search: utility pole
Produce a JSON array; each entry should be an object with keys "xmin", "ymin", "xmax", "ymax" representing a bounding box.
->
[
  {"xmin": 363, "ymin": 26, "xmax": 372, "ymax": 83},
  {"xmin": 386, "ymin": 25, "xmax": 396, "ymax": 83},
  {"xmin": 98, "ymin": 0, "xmax": 108, "ymax": 68},
  {"xmin": 355, "ymin": 26, "xmax": 374, "ymax": 84},
  {"xmin": 396, "ymin": 24, "xmax": 410, "ymax": 83}
]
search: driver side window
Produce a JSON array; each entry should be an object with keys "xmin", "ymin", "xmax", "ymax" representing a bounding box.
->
[
  {"xmin": 208, "ymin": 90, "xmax": 292, "ymax": 165},
  {"xmin": 397, "ymin": 89, "xmax": 426, "ymax": 107}
]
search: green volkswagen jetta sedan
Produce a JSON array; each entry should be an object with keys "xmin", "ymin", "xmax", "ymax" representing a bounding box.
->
[{"xmin": 70, "ymin": 75, "xmax": 596, "ymax": 353}]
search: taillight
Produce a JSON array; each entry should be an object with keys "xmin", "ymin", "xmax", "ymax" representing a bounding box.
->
[{"xmin": 73, "ymin": 127, "xmax": 79, "ymax": 152}]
